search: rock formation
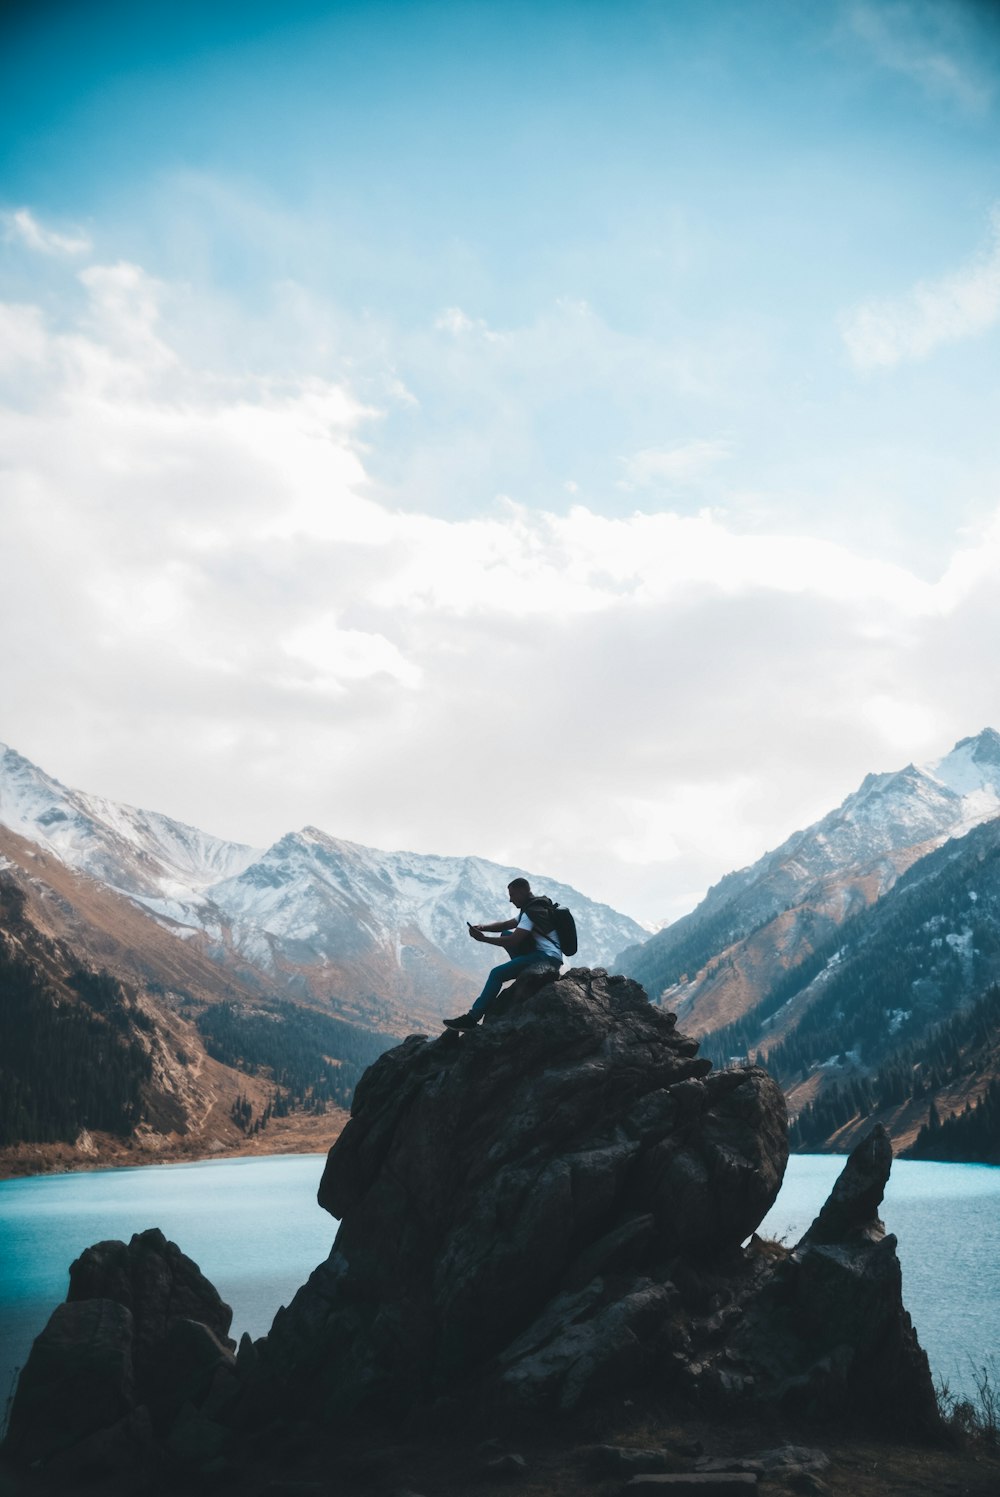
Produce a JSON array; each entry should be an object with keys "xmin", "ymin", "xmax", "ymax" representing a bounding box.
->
[
  {"xmin": 2, "ymin": 966, "xmax": 940, "ymax": 1480},
  {"xmin": 684, "ymin": 1122, "xmax": 939, "ymax": 1433},
  {"xmin": 3, "ymin": 1228, "xmax": 238, "ymax": 1471},
  {"xmin": 250, "ymin": 966, "xmax": 787, "ymax": 1421}
]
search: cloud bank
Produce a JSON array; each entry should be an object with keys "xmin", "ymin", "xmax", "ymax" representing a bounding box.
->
[{"xmin": 3, "ymin": 239, "xmax": 1000, "ymax": 924}]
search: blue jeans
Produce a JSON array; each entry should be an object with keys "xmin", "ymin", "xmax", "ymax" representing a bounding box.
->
[{"xmin": 470, "ymin": 953, "xmax": 561, "ymax": 1019}]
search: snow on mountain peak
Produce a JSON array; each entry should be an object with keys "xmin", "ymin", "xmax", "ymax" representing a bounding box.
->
[
  {"xmin": 918, "ymin": 730, "xmax": 1000, "ymax": 840},
  {"xmin": 0, "ymin": 743, "xmax": 646, "ymax": 1019},
  {"xmin": 926, "ymin": 728, "xmax": 1000, "ymax": 800},
  {"xmin": 0, "ymin": 742, "xmax": 259, "ymax": 898}
]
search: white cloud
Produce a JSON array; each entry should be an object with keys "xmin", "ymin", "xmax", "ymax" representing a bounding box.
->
[
  {"xmin": 3, "ymin": 208, "xmax": 92, "ymax": 257},
  {"xmin": 0, "ymin": 304, "xmax": 47, "ymax": 371},
  {"xmin": 282, "ymin": 614, "xmax": 422, "ymax": 691},
  {"xmin": 847, "ymin": 2, "xmax": 995, "ymax": 114},
  {"xmin": 4, "ymin": 247, "xmax": 1000, "ymax": 923},
  {"xmin": 842, "ymin": 208, "xmax": 1000, "ymax": 368},
  {"xmin": 434, "ymin": 306, "xmax": 503, "ymax": 342},
  {"xmin": 619, "ymin": 439, "xmax": 733, "ymax": 489}
]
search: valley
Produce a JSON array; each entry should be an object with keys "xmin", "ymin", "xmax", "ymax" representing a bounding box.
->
[{"xmin": 4, "ymin": 731, "xmax": 1000, "ymax": 1173}]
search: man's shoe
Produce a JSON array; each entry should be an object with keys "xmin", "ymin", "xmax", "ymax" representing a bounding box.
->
[{"xmin": 443, "ymin": 1013, "xmax": 478, "ymax": 1030}]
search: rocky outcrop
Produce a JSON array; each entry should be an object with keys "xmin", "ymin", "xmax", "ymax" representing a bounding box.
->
[
  {"xmin": 714, "ymin": 1123, "xmax": 940, "ymax": 1433},
  {"xmin": 3, "ymin": 967, "xmax": 940, "ymax": 1480},
  {"xmin": 246, "ymin": 966, "xmax": 787, "ymax": 1418},
  {"xmin": 3, "ymin": 1228, "xmax": 238, "ymax": 1470}
]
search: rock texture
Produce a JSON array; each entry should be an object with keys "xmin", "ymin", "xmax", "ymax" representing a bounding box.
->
[
  {"xmin": 4, "ymin": 1228, "xmax": 238, "ymax": 1469},
  {"xmin": 3, "ymin": 968, "xmax": 940, "ymax": 1480},
  {"xmin": 247, "ymin": 966, "xmax": 787, "ymax": 1418},
  {"xmin": 715, "ymin": 1123, "xmax": 940, "ymax": 1434}
]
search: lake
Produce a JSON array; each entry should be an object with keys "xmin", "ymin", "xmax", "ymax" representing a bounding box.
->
[
  {"xmin": 0, "ymin": 1153, "xmax": 335, "ymax": 1413},
  {"xmin": 2, "ymin": 1152, "xmax": 997, "ymax": 1414}
]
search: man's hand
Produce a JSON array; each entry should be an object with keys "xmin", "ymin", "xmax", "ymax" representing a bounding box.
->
[{"xmin": 468, "ymin": 925, "xmax": 487, "ymax": 942}]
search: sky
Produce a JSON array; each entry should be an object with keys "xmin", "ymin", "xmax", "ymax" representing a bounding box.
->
[{"xmin": 2, "ymin": 0, "xmax": 1000, "ymax": 925}]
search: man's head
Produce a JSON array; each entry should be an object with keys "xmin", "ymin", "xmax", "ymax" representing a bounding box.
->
[{"xmin": 507, "ymin": 877, "xmax": 532, "ymax": 909}]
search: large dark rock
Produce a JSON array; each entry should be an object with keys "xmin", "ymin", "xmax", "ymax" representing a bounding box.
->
[
  {"xmin": 695, "ymin": 1123, "xmax": 940, "ymax": 1435},
  {"xmin": 2, "ymin": 1299, "xmax": 135, "ymax": 1465},
  {"xmin": 249, "ymin": 967, "xmax": 788, "ymax": 1417},
  {"xmin": 4, "ymin": 968, "xmax": 940, "ymax": 1475},
  {"xmin": 69, "ymin": 1226, "xmax": 235, "ymax": 1386},
  {"xmin": 3, "ymin": 1228, "xmax": 237, "ymax": 1469}
]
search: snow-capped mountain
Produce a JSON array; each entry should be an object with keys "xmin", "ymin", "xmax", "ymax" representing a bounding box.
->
[
  {"xmin": 0, "ymin": 825, "xmax": 383, "ymax": 1174},
  {"xmin": 618, "ymin": 728, "xmax": 1000, "ymax": 1035},
  {"xmin": 925, "ymin": 729, "xmax": 1000, "ymax": 817},
  {"xmin": 0, "ymin": 743, "xmax": 258, "ymax": 899},
  {"xmin": 197, "ymin": 826, "xmax": 644, "ymax": 1011},
  {"xmin": 0, "ymin": 743, "xmax": 647, "ymax": 1023},
  {"xmin": 738, "ymin": 813, "xmax": 1000, "ymax": 1156}
]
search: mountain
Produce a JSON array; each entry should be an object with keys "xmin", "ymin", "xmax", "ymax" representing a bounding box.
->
[
  {"xmin": 0, "ymin": 840, "xmax": 394, "ymax": 1176},
  {"xmin": 0, "ymin": 742, "xmax": 647, "ymax": 1027},
  {"xmin": 696, "ymin": 814, "xmax": 1000, "ymax": 1159},
  {"xmin": 193, "ymin": 827, "xmax": 646, "ymax": 1022},
  {"xmin": 617, "ymin": 729, "xmax": 1000, "ymax": 1039},
  {"xmin": 0, "ymin": 742, "xmax": 647, "ymax": 1171},
  {"xmin": 0, "ymin": 743, "xmax": 257, "ymax": 899}
]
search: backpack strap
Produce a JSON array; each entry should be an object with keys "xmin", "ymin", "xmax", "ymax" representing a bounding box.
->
[{"xmin": 522, "ymin": 895, "xmax": 555, "ymax": 935}]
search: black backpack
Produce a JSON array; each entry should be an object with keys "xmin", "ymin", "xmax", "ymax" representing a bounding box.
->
[{"xmin": 524, "ymin": 896, "xmax": 578, "ymax": 958}]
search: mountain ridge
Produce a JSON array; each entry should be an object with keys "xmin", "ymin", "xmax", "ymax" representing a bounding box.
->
[
  {"xmin": 618, "ymin": 728, "xmax": 1000, "ymax": 1035},
  {"xmin": 0, "ymin": 742, "xmax": 647, "ymax": 1022},
  {"xmin": 0, "ymin": 845, "xmax": 358, "ymax": 1178}
]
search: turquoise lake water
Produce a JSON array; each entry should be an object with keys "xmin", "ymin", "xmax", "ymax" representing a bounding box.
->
[
  {"xmin": 2, "ymin": 1152, "xmax": 998, "ymax": 1412},
  {"xmin": 0, "ymin": 1153, "xmax": 335, "ymax": 1411}
]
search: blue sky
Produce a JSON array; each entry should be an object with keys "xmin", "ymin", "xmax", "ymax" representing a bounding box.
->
[{"xmin": 3, "ymin": 0, "xmax": 1000, "ymax": 922}]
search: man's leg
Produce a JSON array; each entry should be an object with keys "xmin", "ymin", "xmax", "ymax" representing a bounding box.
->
[
  {"xmin": 444, "ymin": 953, "xmax": 558, "ymax": 1029},
  {"xmin": 469, "ymin": 954, "xmax": 537, "ymax": 1020}
]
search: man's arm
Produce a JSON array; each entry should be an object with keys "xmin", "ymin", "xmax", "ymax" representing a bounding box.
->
[
  {"xmin": 472, "ymin": 918, "xmax": 518, "ymax": 933},
  {"xmin": 470, "ymin": 924, "xmax": 532, "ymax": 951}
]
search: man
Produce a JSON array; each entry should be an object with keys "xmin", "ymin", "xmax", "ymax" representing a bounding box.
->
[{"xmin": 443, "ymin": 878, "xmax": 562, "ymax": 1030}]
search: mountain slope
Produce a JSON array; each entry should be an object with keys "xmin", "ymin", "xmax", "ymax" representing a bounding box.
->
[
  {"xmin": 0, "ymin": 744, "xmax": 647, "ymax": 1023},
  {"xmin": 618, "ymin": 729, "xmax": 1000, "ymax": 1037},
  {"xmin": 195, "ymin": 827, "xmax": 647, "ymax": 1020},
  {"xmin": 0, "ymin": 838, "xmax": 400, "ymax": 1176},
  {"xmin": 0, "ymin": 825, "xmax": 267, "ymax": 1010},
  {"xmin": 0, "ymin": 743, "xmax": 258, "ymax": 899},
  {"xmin": 697, "ymin": 815, "xmax": 1000, "ymax": 1156}
]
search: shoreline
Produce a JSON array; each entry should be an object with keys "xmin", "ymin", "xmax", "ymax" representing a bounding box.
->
[
  {"xmin": 0, "ymin": 1112, "xmax": 344, "ymax": 1182},
  {"xmin": 7, "ymin": 1138, "xmax": 999, "ymax": 1184},
  {"xmin": 0, "ymin": 1143, "xmax": 330, "ymax": 1185}
]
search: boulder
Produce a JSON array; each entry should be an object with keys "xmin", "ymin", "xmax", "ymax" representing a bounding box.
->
[
  {"xmin": 251, "ymin": 967, "xmax": 787, "ymax": 1418},
  {"xmin": 711, "ymin": 1124, "xmax": 940, "ymax": 1434},
  {"xmin": 3, "ymin": 1227, "xmax": 236, "ymax": 1468},
  {"xmin": 2, "ymin": 1299, "xmax": 135, "ymax": 1465},
  {"xmin": 68, "ymin": 1226, "xmax": 234, "ymax": 1370}
]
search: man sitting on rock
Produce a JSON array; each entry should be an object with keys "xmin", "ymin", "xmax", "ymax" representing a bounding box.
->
[{"xmin": 443, "ymin": 878, "xmax": 562, "ymax": 1030}]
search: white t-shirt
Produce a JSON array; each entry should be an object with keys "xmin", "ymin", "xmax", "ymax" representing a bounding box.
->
[{"xmin": 516, "ymin": 910, "xmax": 561, "ymax": 961}]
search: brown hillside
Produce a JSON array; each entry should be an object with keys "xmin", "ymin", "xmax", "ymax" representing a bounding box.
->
[
  {"xmin": 0, "ymin": 835, "xmax": 359, "ymax": 1177},
  {"xmin": 664, "ymin": 845, "xmax": 938, "ymax": 1039}
]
